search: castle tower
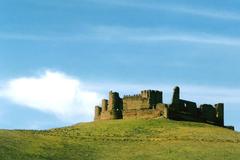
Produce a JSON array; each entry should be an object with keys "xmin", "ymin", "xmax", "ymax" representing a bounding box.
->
[
  {"xmin": 108, "ymin": 91, "xmax": 123, "ymax": 119},
  {"xmin": 108, "ymin": 91, "xmax": 118, "ymax": 111},
  {"xmin": 215, "ymin": 103, "xmax": 224, "ymax": 126},
  {"xmin": 94, "ymin": 106, "xmax": 102, "ymax": 121},
  {"xmin": 148, "ymin": 90, "xmax": 163, "ymax": 107},
  {"xmin": 140, "ymin": 90, "xmax": 163, "ymax": 108},
  {"xmin": 172, "ymin": 86, "xmax": 180, "ymax": 103},
  {"xmin": 102, "ymin": 99, "xmax": 108, "ymax": 112}
]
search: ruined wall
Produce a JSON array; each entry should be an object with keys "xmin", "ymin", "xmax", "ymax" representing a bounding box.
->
[
  {"xmin": 168, "ymin": 102, "xmax": 224, "ymax": 126},
  {"xmin": 156, "ymin": 103, "xmax": 169, "ymax": 118},
  {"xmin": 180, "ymin": 100, "xmax": 198, "ymax": 116},
  {"xmin": 200, "ymin": 104, "xmax": 217, "ymax": 123},
  {"xmin": 123, "ymin": 109, "xmax": 161, "ymax": 119},
  {"xmin": 169, "ymin": 86, "xmax": 201, "ymax": 122}
]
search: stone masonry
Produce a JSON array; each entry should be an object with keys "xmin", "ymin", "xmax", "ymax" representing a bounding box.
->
[{"xmin": 94, "ymin": 86, "xmax": 229, "ymax": 128}]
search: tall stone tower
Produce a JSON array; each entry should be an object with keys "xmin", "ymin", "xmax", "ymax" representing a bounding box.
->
[
  {"xmin": 102, "ymin": 99, "xmax": 108, "ymax": 112},
  {"xmin": 215, "ymin": 103, "xmax": 224, "ymax": 126},
  {"xmin": 94, "ymin": 106, "xmax": 102, "ymax": 121},
  {"xmin": 172, "ymin": 86, "xmax": 180, "ymax": 103},
  {"xmin": 140, "ymin": 90, "xmax": 163, "ymax": 108},
  {"xmin": 108, "ymin": 91, "xmax": 123, "ymax": 119}
]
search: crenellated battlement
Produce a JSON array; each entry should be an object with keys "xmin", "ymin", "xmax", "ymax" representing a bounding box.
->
[{"xmin": 123, "ymin": 94, "xmax": 142, "ymax": 99}]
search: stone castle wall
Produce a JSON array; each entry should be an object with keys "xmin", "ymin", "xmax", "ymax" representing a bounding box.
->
[
  {"xmin": 94, "ymin": 86, "xmax": 226, "ymax": 128},
  {"xmin": 123, "ymin": 109, "xmax": 161, "ymax": 119},
  {"xmin": 123, "ymin": 90, "xmax": 163, "ymax": 111},
  {"xmin": 123, "ymin": 96, "xmax": 149, "ymax": 110}
]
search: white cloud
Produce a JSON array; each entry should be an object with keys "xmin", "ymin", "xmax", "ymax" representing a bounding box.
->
[{"xmin": 0, "ymin": 70, "xmax": 102, "ymax": 121}]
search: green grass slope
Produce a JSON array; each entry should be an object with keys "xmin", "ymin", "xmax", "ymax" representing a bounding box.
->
[{"xmin": 0, "ymin": 119, "xmax": 239, "ymax": 160}]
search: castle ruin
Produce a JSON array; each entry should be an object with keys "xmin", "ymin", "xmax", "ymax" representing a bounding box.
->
[{"xmin": 94, "ymin": 86, "xmax": 225, "ymax": 127}]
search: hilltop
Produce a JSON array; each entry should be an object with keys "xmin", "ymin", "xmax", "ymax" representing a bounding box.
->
[{"xmin": 0, "ymin": 119, "xmax": 239, "ymax": 160}]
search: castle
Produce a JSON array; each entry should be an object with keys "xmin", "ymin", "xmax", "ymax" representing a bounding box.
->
[{"xmin": 94, "ymin": 86, "xmax": 225, "ymax": 127}]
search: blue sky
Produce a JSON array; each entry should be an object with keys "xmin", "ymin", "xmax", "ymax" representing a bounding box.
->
[{"xmin": 0, "ymin": 0, "xmax": 240, "ymax": 130}]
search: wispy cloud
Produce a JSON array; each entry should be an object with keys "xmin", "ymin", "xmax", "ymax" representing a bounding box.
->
[
  {"xmin": 0, "ymin": 32, "xmax": 51, "ymax": 41},
  {"xmin": 0, "ymin": 32, "xmax": 89, "ymax": 41},
  {"xmin": 25, "ymin": 0, "xmax": 240, "ymax": 21},
  {"xmin": 86, "ymin": 0, "xmax": 240, "ymax": 21},
  {"xmin": 2, "ymin": 26, "xmax": 240, "ymax": 47},
  {"xmin": 92, "ymin": 26, "xmax": 240, "ymax": 46}
]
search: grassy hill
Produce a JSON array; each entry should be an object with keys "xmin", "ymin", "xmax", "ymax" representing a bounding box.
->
[{"xmin": 0, "ymin": 119, "xmax": 239, "ymax": 160}]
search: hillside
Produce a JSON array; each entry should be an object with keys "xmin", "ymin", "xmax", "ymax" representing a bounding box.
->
[{"xmin": 0, "ymin": 119, "xmax": 239, "ymax": 160}]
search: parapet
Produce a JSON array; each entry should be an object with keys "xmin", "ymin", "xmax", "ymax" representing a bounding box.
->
[{"xmin": 123, "ymin": 94, "xmax": 142, "ymax": 100}]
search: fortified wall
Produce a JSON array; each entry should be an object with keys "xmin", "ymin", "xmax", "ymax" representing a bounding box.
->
[{"xmin": 94, "ymin": 86, "xmax": 228, "ymax": 128}]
